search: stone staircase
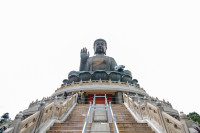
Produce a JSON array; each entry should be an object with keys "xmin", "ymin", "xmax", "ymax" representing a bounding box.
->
[
  {"xmin": 47, "ymin": 104, "xmax": 91, "ymax": 133},
  {"xmin": 110, "ymin": 104, "xmax": 155, "ymax": 133}
]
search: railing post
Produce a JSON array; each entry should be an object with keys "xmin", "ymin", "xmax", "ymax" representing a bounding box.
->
[
  {"xmin": 135, "ymin": 94, "xmax": 139, "ymax": 103},
  {"xmin": 12, "ymin": 111, "xmax": 23, "ymax": 133},
  {"xmin": 89, "ymin": 102, "xmax": 93, "ymax": 123},
  {"xmin": 93, "ymin": 94, "xmax": 96, "ymax": 105},
  {"xmin": 122, "ymin": 93, "xmax": 125, "ymax": 103},
  {"xmin": 138, "ymin": 98, "xmax": 143, "ymax": 120},
  {"xmin": 143, "ymin": 96, "xmax": 151, "ymax": 120},
  {"xmin": 156, "ymin": 102, "xmax": 168, "ymax": 133},
  {"xmin": 76, "ymin": 93, "xmax": 78, "ymax": 103},
  {"xmin": 52, "ymin": 96, "xmax": 58, "ymax": 119},
  {"xmin": 108, "ymin": 102, "xmax": 112, "ymax": 123},
  {"xmin": 34, "ymin": 100, "xmax": 45, "ymax": 133},
  {"xmin": 105, "ymin": 94, "xmax": 107, "ymax": 104},
  {"xmin": 127, "ymin": 94, "xmax": 130, "ymax": 107},
  {"xmin": 179, "ymin": 112, "xmax": 190, "ymax": 133},
  {"xmin": 72, "ymin": 94, "xmax": 75, "ymax": 105},
  {"xmin": 58, "ymin": 101, "xmax": 63, "ymax": 119}
]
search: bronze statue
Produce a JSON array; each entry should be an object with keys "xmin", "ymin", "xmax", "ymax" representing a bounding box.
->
[
  {"xmin": 66, "ymin": 39, "xmax": 134, "ymax": 84},
  {"xmin": 80, "ymin": 39, "xmax": 117, "ymax": 71}
]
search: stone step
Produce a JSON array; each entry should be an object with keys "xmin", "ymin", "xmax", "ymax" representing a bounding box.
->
[
  {"xmin": 50, "ymin": 126, "xmax": 91, "ymax": 130},
  {"xmin": 69, "ymin": 112, "xmax": 88, "ymax": 114},
  {"xmin": 110, "ymin": 131, "xmax": 155, "ymax": 133},
  {"xmin": 111, "ymin": 126, "xmax": 152, "ymax": 131},
  {"xmin": 112, "ymin": 111, "xmax": 130, "ymax": 113},
  {"xmin": 116, "ymin": 117, "xmax": 136, "ymax": 120},
  {"xmin": 109, "ymin": 104, "xmax": 155, "ymax": 133},
  {"xmin": 116, "ymin": 123, "xmax": 148, "ymax": 127},
  {"xmin": 53, "ymin": 123, "xmax": 92, "ymax": 126},
  {"xmin": 47, "ymin": 104, "xmax": 90, "ymax": 133},
  {"xmin": 65, "ymin": 120, "xmax": 85, "ymax": 123},
  {"xmin": 61, "ymin": 121, "xmax": 85, "ymax": 124},
  {"xmin": 47, "ymin": 130, "xmax": 90, "ymax": 133},
  {"xmin": 67, "ymin": 116, "xmax": 85, "ymax": 119}
]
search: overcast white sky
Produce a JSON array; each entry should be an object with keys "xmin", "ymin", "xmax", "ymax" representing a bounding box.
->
[{"xmin": 0, "ymin": 0, "xmax": 200, "ymax": 119}]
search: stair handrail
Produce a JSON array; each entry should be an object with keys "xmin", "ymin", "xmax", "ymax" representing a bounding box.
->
[
  {"xmin": 82, "ymin": 102, "xmax": 92, "ymax": 133},
  {"xmin": 108, "ymin": 102, "xmax": 119, "ymax": 133}
]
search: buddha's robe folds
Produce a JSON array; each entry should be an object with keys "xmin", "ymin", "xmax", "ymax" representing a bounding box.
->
[{"xmin": 80, "ymin": 55, "xmax": 117, "ymax": 71}]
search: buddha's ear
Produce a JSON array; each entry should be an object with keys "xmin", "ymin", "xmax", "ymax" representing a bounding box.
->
[
  {"xmin": 103, "ymin": 45, "xmax": 107, "ymax": 55},
  {"xmin": 93, "ymin": 45, "xmax": 96, "ymax": 55}
]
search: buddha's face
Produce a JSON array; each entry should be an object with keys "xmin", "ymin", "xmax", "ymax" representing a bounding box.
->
[{"xmin": 94, "ymin": 39, "xmax": 107, "ymax": 55}]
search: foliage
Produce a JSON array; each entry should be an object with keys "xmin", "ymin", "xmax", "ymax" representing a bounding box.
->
[
  {"xmin": 0, "ymin": 113, "xmax": 9, "ymax": 125},
  {"xmin": 187, "ymin": 112, "xmax": 200, "ymax": 124},
  {"xmin": 1, "ymin": 113, "xmax": 9, "ymax": 119}
]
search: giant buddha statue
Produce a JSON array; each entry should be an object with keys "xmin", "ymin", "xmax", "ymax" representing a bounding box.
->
[
  {"xmin": 67, "ymin": 39, "xmax": 134, "ymax": 84},
  {"xmin": 80, "ymin": 39, "xmax": 117, "ymax": 71}
]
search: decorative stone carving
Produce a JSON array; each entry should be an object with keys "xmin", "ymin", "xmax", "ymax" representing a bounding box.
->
[
  {"xmin": 121, "ymin": 75, "xmax": 132, "ymax": 83},
  {"xmin": 92, "ymin": 71, "xmax": 109, "ymax": 80},
  {"xmin": 79, "ymin": 71, "xmax": 91, "ymax": 81},
  {"xmin": 109, "ymin": 71, "xmax": 121, "ymax": 81}
]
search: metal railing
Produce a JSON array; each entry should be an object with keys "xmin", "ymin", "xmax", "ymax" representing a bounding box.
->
[
  {"xmin": 82, "ymin": 102, "xmax": 92, "ymax": 133},
  {"xmin": 82, "ymin": 94, "xmax": 119, "ymax": 133},
  {"xmin": 108, "ymin": 102, "xmax": 119, "ymax": 133}
]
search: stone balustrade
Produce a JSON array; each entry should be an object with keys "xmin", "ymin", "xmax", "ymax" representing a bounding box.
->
[
  {"xmin": 147, "ymin": 103, "xmax": 165, "ymax": 130},
  {"xmin": 162, "ymin": 112, "xmax": 186, "ymax": 133},
  {"xmin": 58, "ymin": 79, "xmax": 142, "ymax": 91},
  {"xmin": 128, "ymin": 97, "xmax": 142, "ymax": 119},
  {"xmin": 123, "ymin": 93, "xmax": 189, "ymax": 133},
  {"xmin": 17, "ymin": 111, "xmax": 40, "ymax": 133},
  {"xmin": 53, "ymin": 79, "xmax": 147, "ymax": 97},
  {"xmin": 8, "ymin": 94, "xmax": 77, "ymax": 133},
  {"xmin": 141, "ymin": 104, "xmax": 148, "ymax": 119},
  {"xmin": 54, "ymin": 95, "xmax": 75, "ymax": 119},
  {"xmin": 54, "ymin": 103, "xmax": 62, "ymax": 119},
  {"xmin": 40, "ymin": 102, "xmax": 54, "ymax": 126}
]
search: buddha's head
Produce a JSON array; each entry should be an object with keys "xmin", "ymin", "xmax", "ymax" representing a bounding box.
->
[{"xmin": 93, "ymin": 39, "xmax": 107, "ymax": 55}]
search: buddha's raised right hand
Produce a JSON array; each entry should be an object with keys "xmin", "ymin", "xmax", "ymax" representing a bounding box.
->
[{"xmin": 80, "ymin": 47, "xmax": 90, "ymax": 63}]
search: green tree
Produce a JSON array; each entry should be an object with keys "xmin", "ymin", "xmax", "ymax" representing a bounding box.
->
[
  {"xmin": 187, "ymin": 112, "xmax": 200, "ymax": 124},
  {"xmin": 1, "ymin": 113, "xmax": 9, "ymax": 119}
]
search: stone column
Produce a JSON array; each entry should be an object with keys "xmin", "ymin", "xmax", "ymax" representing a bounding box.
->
[
  {"xmin": 115, "ymin": 91, "xmax": 123, "ymax": 104},
  {"xmin": 12, "ymin": 111, "xmax": 23, "ymax": 133}
]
